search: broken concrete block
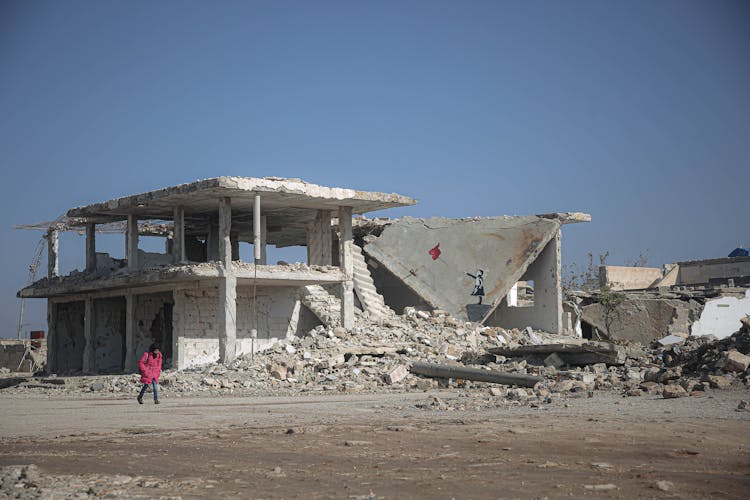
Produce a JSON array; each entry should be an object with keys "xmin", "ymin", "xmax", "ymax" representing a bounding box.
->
[
  {"xmin": 680, "ymin": 378, "xmax": 699, "ymax": 393},
  {"xmin": 639, "ymin": 381, "xmax": 662, "ymax": 394},
  {"xmin": 489, "ymin": 387, "xmax": 504, "ymax": 397},
  {"xmin": 657, "ymin": 335, "xmax": 685, "ymax": 347},
  {"xmin": 654, "ymin": 480, "xmax": 674, "ymax": 492},
  {"xmin": 662, "ymin": 384, "xmax": 688, "ymax": 399},
  {"xmin": 416, "ymin": 310, "xmax": 430, "ymax": 320},
  {"xmin": 385, "ymin": 365, "xmax": 409, "ymax": 385},
  {"xmin": 543, "ymin": 352, "xmax": 564, "ymax": 369},
  {"xmin": 657, "ymin": 367, "xmax": 682, "ymax": 384},
  {"xmin": 591, "ymin": 363, "xmax": 608, "ymax": 374},
  {"xmin": 643, "ymin": 368, "xmax": 662, "ymax": 383},
  {"xmin": 268, "ymin": 364, "xmax": 287, "ymax": 380},
  {"xmin": 722, "ymin": 350, "xmax": 750, "ymax": 373},
  {"xmin": 705, "ymin": 374, "xmax": 732, "ymax": 389},
  {"xmin": 580, "ymin": 373, "xmax": 596, "ymax": 385}
]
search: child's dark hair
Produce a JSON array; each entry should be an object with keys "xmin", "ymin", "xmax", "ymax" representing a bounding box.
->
[{"xmin": 149, "ymin": 342, "xmax": 161, "ymax": 352}]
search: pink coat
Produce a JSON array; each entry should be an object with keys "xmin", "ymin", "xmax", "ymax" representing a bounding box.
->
[{"xmin": 138, "ymin": 351, "xmax": 162, "ymax": 384}]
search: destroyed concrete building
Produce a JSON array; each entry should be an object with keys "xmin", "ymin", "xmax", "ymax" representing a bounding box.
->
[
  {"xmin": 17, "ymin": 176, "xmax": 589, "ymax": 374},
  {"xmin": 578, "ymin": 256, "xmax": 750, "ymax": 344}
]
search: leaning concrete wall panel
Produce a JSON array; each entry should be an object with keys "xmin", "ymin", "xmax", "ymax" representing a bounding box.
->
[{"xmin": 364, "ymin": 216, "xmax": 560, "ymax": 319}]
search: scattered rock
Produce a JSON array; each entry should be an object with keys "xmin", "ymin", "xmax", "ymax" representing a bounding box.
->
[
  {"xmin": 654, "ymin": 480, "xmax": 674, "ymax": 492},
  {"xmin": 722, "ymin": 350, "xmax": 750, "ymax": 373},
  {"xmin": 663, "ymin": 384, "xmax": 688, "ymax": 399}
]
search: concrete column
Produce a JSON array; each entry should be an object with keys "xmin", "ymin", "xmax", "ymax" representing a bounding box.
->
[
  {"xmin": 206, "ymin": 222, "xmax": 219, "ymax": 261},
  {"xmin": 47, "ymin": 229, "xmax": 58, "ymax": 278},
  {"xmin": 338, "ymin": 206, "xmax": 354, "ymax": 330},
  {"xmin": 307, "ymin": 210, "xmax": 332, "ymax": 266},
  {"xmin": 231, "ymin": 233, "xmax": 240, "ymax": 261},
  {"xmin": 124, "ymin": 293, "xmax": 136, "ymax": 371},
  {"xmin": 172, "ymin": 206, "xmax": 185, "ymax": 263},
  {"xmin": 83, "ymin": 297, "xmax": 95, "ymax": 373},
  {"xmin": 172, "ymin": 290, "xmax": 185, "ymax": 370},
  {"xmin": 218, "ymin": 196, "xmax": 236, "ymax": 364},
  {"xmin": 219, "ymin": 197, "xmax": 232, "ymax": 268},
  {"xmin": 46, "ymin": 300, "xmax": 57, "ymax": 373},
  {"xmin": 550, "ymin": 229, "xmax": 563, "ymax": 334},
  {"xmin": 127, "ymin": 215, "xmax": 139, "ymax": 271},
  {"xmin": 218, "ymin": 275, "xmax": 237, "ymax": 364},
  {"xmin": 253, "ymin": 194, "xmax": 262, "ymax": 263},
  {"xmin": 259, "ymin": 215, "xmax": 268, "ymax": 265},
  {"xmin": 85, "ymin": 224, "xmax": 96, "ymax": 273}
]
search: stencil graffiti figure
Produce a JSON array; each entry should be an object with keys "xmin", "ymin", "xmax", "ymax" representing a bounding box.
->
[{"xmin": 466, "ymin": 269, "xmax": 485, "ymax": 304}]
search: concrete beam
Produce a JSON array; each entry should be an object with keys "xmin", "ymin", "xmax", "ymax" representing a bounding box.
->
[
  {"xmin": 307, "ymin": 210, "xmax": 332, "ymax": 266},
  {"xmin": 218, "ymin": 275, "xmax": 237, "ymax": 364},
  {"xmin": 127, "ymin": 215, "xmax": 139, "ymax": 271},
  {"xmin": 338, "ymin": 206, "xmax": 354, "ymax": 329},
  {"xmin": 85, "ymin": 224, "xmax": 96, "ymax": 273},
  {"xmin": 172, "ymin": 206, "xmax": 185, "ymax": 264},
  {"xmin": 219, "ymin": 197, "xmax": 232, "ymax": 268},
  {"xmin": 83, "ymin": 297, "xmax": 95, "ymax": 373},
  {"xmin": 124, "ymin": 293, "xmax": 136, "ymax": 371},
  {"xmin": 47, "ymin": 229, "xmax": 58, "ymax": 278}
]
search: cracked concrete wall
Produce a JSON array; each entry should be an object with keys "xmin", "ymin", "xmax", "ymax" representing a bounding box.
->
[
  {"xmin": 173, "ymin": 285, "xmax": 308, "ymax": 369},
  {"xmin": 93, "ymin": 297, "xmax": 126, "ymax": 374},
  {"xmin": 599, "ymin": 266, "xmax": 662, "ymax": 290},
  {"xmin": 677, "ymin": 258, "xmax": 750, "ymax": 285},
  {"xmin": 691, "ymin": 290, "xmax": 750, "ymax": 339},
  {"xmin": 487, "ymin": 231, "xmax": 562, "ymax": 333},
  {"xmin": 581, "ymin": 297, "xmax": 703, "ymax": 343},
  {"xmin": 134, "ymin": 292, "xmax": 174, "ymax": 368},
  {"xmin": 53, "ymin": 301, "xmax": 85, "ymax": 373}
]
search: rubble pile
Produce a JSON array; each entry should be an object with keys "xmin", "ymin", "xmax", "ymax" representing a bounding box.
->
[
  {"xmin": 2, "ymin": 311, "xmax": 748, "ymax": 407},
  {"xmin": 646, "ymin": 324, "xmax": 750, "ymax": 399},
  {"xmin": 0, "ymin": 464, "xmax": 194, "ymax": 499}
]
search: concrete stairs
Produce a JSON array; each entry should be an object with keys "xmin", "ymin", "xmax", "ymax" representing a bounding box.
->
[
  {"xmin": 301, "ymin": 285, "xmax": 341, "ymax": 327},
  {"xmin": 352, "ymin": 245, "xmax": 393, "ymax": 320}
]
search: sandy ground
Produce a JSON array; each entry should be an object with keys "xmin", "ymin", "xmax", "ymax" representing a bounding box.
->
[{"xmin": 1, "ymin": 389, "xmax": 749, "ymax": 499}]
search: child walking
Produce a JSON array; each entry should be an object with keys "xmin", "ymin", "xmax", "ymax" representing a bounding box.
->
[{"xmin": 137, "ymin": 343, "xmax": 162, "ymax": 404}]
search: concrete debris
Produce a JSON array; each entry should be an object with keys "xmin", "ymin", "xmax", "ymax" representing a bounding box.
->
[
  {"xmin": 662, "ymin": 384, "xmax": 688, "ymax": 399},
  {"xmin": 489, "ymin": 342, "xmax": 628, "ymax": 366},
  {"xmin": 3, "ymin": 309, "xmax": 749, "ymax": 412},
  {"xmin": 654, "ymin": 480, "xmax": 675, "ymax": 492},
  {"xmin": 722, "ymin": 349, "xmax": 750, "ymax": 372},
  {"xmin": 409, "ymin": 361, "xmax": 543, "ymax": 388},
  {"xmin": 657, "ymin": 335, "xmax": 685, "ymax": 346}
]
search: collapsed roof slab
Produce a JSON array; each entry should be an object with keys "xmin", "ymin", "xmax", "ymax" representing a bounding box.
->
[{"xmin": 363, "ymin": 216, "xmax": 562, "ymax": 320}]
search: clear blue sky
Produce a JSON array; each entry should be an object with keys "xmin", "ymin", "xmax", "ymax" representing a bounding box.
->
[{"xmin": 1, "ymin": 0, "xmax": 748, "ymax": 337}]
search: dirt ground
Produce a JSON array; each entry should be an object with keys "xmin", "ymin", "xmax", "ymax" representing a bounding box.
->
[{"xmin": 1, "ymin": 389, "xmax": 749, "ymax": 499}]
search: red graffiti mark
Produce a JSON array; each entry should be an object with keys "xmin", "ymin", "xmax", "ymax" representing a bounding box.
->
[{"xmin": 428, "ymin": 243, "xmax": 441, "ymax": 260}]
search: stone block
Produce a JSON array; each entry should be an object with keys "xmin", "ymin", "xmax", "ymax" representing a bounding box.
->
[
  {"xmin": 723, "ymin": 350, "xmax": 750, "ymax": 373},
  {"xmin": 705, "ymin": 374, "xmax": 732, "ymax": 389},
  {"xmin": 543, "ymin": 352, "xmax": 564, "ymax": 369},
  {"xmin": 268, "ymin": 364, "xmax": 287, "ymax": 380},
  {"xmin": 385, "ymin": 365, "xmax": 408, "ymax": 385},
  {"xmin": 662, "ymin": 384, "xmax": 688, "ymax": 399}
]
